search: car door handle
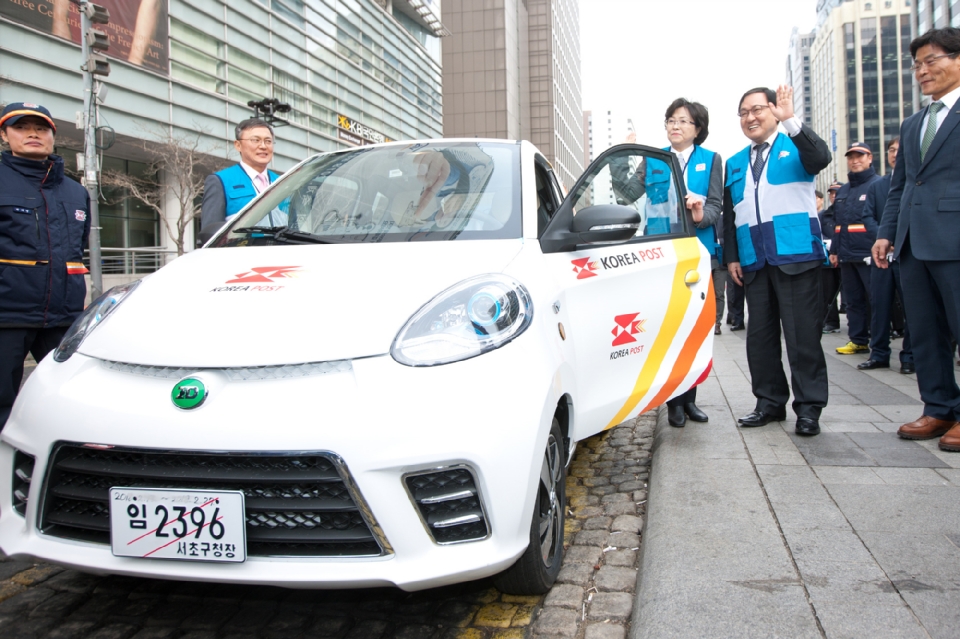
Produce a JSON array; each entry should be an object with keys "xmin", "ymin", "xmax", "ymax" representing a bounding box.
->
[{"xmin": 684, "ymin": 270, "xmax": 700, "ymax": 286}]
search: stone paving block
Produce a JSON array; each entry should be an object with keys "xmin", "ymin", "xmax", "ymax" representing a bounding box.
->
[
  {"xmin": 847, "ymin": 432, "xmax": 950, "ymax": 468},
  {"xmin": 610, "ymin": 515, "xmax": 642, "ymax": 533},
  {"xmin": 129, "ymin": 628, "xmax": 180, "ymax": 639},
  {"xmin": 606, "ymin": 532, "xmax": 640, "ymax": 548},
  {"xmin": 602, "ymin": 502, "xmax": 637, "ymax": 517},
  {"xmin": 813, "ymin": 465, "xmax": 884, "ymax": 485},
  {"xmin": 556, "ymin": 562, "xmax": 594, "ymax": 585},
  {"xmin": 586, "ymin": 592, "xmax": 632, "ymax": 619},
  {"xmin": 343, "ymin": 619, "xmax": 391, "ymax": 639},
  {"xmin": 872, "ymin": 467, "xmax": 952, "ymax": 485},
  {"xmin": 603, "ymin": 549, "xmax": 636, "ymax": 567},
  {"xmin": 543, "ymin": 584, "xmax": 583, "ymax": 609},
  {"xmin": 797, "ymin": 559, "xmax": 902, "ymax": 604},
  {"xmin": 583, "ymin": 516, "xmax": 612, "ymax": 530},
  {"xmin": 594, "ymin": 566, "xmax": 636, "ymax": 592},
  {"xmin": 783, "ymin": 528, "xmax": 875, "ymax": 565},
  {"xmin": 564, "ymin": 545, "xmax": 602, "ymax": 566},
  {"xmin": 788, "ymin": 433, "xmax": 879, "ymax": 466},
  {"xmin": 584, "ymin": 624, "xmax": 626, "ymax": 639},
  {"xmin": 532, "ymin": 607, "xmax": 579, "ymax": 636},
  {"xmin": 0, "ymin": 560, "xmax": 34, "ymax": 582},
  {"xmin": 814, "ymin": 601, "xmax": 928, "ymax": 639},
  {"xmin": 0, "ymin": 586, "xmax": 56, "ymax": 614},
  {"xmin": 574, "ymin": 530, "xmax": 609, "ymax": 546}
]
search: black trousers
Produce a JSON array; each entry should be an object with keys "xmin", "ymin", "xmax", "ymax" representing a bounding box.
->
[
  {"xmin": 898, "ymin": 242, "xmax": 960, "ymax": 421},
  {"xmin": 868, "ymin": 261, "xmax": 913, "ymax": 365},
  {"xmin": 726, "ymin": 277, "xmax": 744, "ymax": 325},
  {"xmin": 0, "ymin": 327, "xmax": 67, "ymax": 429},
  {"xmin": 821, "ymin": 267, "xmax": 841, "ymax": 329},
  {"xmin": 666, "ymin": 387, "xmax": 696, "ymax": 409},
  {"xmin": 744, "ymin": 265, "xmax": 828, "ymax": 420},
  {"xmin": 839, "ymin": 261, "xmax": 872, "ymax": 345}
]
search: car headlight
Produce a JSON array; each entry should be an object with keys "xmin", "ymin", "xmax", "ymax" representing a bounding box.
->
[
  {"xmin": 54, "ymin": 280, "xmax": 141, "ymax": 362},
  {"xmin": 391, "ymin": 274, "xmax": 533, "ymax": 366}
]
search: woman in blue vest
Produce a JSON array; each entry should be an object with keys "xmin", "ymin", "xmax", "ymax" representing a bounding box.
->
[{"xmin": 651, "ymin": 99, "xmax": 724, "ymax": 427}]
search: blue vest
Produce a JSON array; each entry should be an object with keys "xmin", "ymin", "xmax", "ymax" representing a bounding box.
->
[
  {"xmin": 646, "ymin": 146, "xmax": 719, "ymax": 259},
  {"xmin": 726, "ymin": 133, "xmax": 824, "ymax": 272},
  {"xmin": 215, "ymin": 164, "xmax": 280, "ymax": 219}
]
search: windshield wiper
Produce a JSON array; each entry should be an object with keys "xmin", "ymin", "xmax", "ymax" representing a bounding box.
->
[
  {"xmin": 273, "ymin": 228, "xmax": 335, "ymax": 244},
  {"xmin": 231, "ymin": 226, "xmax": 287, "ymax": 235}
]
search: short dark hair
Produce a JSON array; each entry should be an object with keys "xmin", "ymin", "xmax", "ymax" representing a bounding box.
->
[
  {"xmin": 910, "ymin": 27, "xmax": 960, "ymax": 58},
  {"xmin": 815, "ymin": 190, "xmax": 824, "ymax": 199},
  {"xmin": 665, "ymin": 98, "xmax": 710, "ymax": 146},
  {"xmin": 738, "ymin": 87, "xmax": 777, "ymax": 112},
  {"xmin": 234, "ymin": 118, "xmax": 274, "ymax": 140},
  {"xmin": 886, "ymin": 137, "xmax": 900, "ymax": 150}
]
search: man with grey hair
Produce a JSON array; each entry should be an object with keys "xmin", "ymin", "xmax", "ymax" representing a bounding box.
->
[{"xmin": 199, "ymin": 118, "xmax": 277, "ymax": 243}]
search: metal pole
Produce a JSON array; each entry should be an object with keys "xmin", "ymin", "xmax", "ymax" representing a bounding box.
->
[{"xmin": 80, "ymin": 0, "xmax": 103, "ymax": 299}]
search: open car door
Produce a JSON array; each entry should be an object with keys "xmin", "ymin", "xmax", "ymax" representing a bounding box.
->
[{"xmin": 540, "ymin": 144, "xmax": 716, "ymax": 441}]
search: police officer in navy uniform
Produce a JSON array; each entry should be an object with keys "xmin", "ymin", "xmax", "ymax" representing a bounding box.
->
[
  {"xmin": 829, "ymin": 142, "xmax": 881, "ymax": 357},
  {"xmin": 198, "ymin": 118, "xmax": 278, "ymax": 243},
  {"xmin": 0, "ymin": 102, "xmax": 90, "ymax": 429}
]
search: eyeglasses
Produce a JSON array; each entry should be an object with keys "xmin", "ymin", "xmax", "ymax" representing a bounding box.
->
[
  {"xmin": 737, "ymin": 105, "xmax": 770, "ymax": 119},
  {"xmin": 910, "ymin": 52, "xmax": 959, "ymax": 72},
  {"xmin": 239, "ymin": 137, "xmax": 274, "ymax": 146},
  {"xmin": 665, "ymin": 118, "xmax": 694, "ymax": 128}
]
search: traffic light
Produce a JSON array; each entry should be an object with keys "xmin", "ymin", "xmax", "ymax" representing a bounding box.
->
[{"xmin": 82, "ymin": 3, "xmax": 111, "ymax": 77}]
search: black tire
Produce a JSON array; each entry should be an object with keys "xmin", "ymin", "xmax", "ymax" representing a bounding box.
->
[{"xmin": 493, "ymin": 418, "xmax": 566, "ymax": 595}]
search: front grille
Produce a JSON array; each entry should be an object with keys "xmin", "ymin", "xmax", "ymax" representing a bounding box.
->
[
  {"xmin": 39, "ymin": 444, "xmax": 386, "ymax": 557},
  {"xmin": 12, "ymin": 450, "xmax": 35, "ymax": 517},
  {"xmin": 405, "ymin": 467, "xmax": 489, "ymax": 544}
]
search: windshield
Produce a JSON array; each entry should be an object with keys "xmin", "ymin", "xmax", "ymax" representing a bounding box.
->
[{"xmin": 210, "ymin": 141, "xmax": 521, "ymax": 247}]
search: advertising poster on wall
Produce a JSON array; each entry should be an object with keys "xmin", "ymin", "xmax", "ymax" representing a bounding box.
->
[{"xmin": 0, "ymin": 0, "xmax": 169, "ymax": 74}]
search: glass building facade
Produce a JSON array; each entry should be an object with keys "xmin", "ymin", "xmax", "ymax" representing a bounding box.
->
[
  {"xmin": 810, "ymin": 0, "xmax": 914, "ymax": 188},
  {"xmin": 0, "ymin": 0, "xmax": 444, "ymax": 271}
]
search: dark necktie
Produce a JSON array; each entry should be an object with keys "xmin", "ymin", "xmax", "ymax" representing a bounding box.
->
[
  {"xmin": 920, "ymin": 101, "xmax": 944, "ymax": 162},
  {"xmin": 752, "ymin": 142, "xmax": 769, "ymax": 183}
]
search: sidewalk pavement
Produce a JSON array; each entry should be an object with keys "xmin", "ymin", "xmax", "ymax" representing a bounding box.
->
[{"xmin": 633, "ymin": 325, "xmax": 960, "ymax": 639}]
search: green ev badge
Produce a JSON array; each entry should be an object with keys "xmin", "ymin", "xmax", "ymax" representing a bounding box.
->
[{"xmin": 171, "ymin": 377, "xmax": 207, "ymax": 410}]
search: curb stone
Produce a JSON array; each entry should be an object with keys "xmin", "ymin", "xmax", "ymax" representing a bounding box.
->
[{"xmin": 530, "ymin": 410, "xmax": 656, "ymax": 638}]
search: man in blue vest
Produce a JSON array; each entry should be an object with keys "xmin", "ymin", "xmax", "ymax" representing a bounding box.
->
[
  {"xmin": 198, "ymin": 118, "xmax": 278, "ymax": 243},
  {"xmin": 724, "ymin": 85, "xmax": 832, "ymax": 436}
]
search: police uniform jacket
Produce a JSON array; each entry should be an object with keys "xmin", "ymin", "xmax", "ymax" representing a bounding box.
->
[
  {"xmin": 829, "ymin": 166, "xmax": 880, "ymax": 262},
  {"xmin": 0, "ymin": 151, "xmax": 90, "ymax": 328}
]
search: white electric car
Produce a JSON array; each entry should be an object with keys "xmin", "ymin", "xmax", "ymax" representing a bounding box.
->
[{"xmin": 0, "ymin": 139, "xmax": 714, "ymax": 594}]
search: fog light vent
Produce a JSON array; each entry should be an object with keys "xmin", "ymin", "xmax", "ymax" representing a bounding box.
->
[
  {"xmin": 12, "ymin": 450, "xmax": 35, "ymax": 517},
  {"xmin": 404, "ymin": 467, "xmax": 489, "ymax": 544}
]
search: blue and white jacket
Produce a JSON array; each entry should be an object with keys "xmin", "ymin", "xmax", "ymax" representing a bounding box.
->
[{"xmin": 724, "ymin": 132, "xmax": 826, "ymax": 272}]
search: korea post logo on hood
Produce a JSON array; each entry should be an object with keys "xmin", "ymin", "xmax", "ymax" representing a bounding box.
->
[{"xmin": 210, "ymin": 266, "xmax": 303, "ymax": 293}]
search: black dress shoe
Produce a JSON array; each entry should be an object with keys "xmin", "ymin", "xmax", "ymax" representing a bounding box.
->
[
  {"xmin": 667, "ymin": 404, "xmax": 686, "ymax": 427},
  {"xmin": 684, "ymin": 403, "xmax": 709, "ymax": 422},
  {"xmin": 738, "ymin": 409, "xmax": 786, "ymax": 427},
  {"xmin": 714, "ymin": 323, "xmax": 722, "ymax": 335},
  {"xmin": 899, "ymin": 362, "xmax": 915, "ymax": 374},
  {"xmin": 857, "ymin": 359, "xmax": 889, "ymax": 370},
  {"xmin": 795, "ymin": 417, "xmax": 821, "ymax": 436},
  {"xmin": 730, "ymin": 322, "xmax": 745, "ymax": 331},
  {"xmin": 890, "ymin": 330, "xmax": 904, "ymax": 339}
]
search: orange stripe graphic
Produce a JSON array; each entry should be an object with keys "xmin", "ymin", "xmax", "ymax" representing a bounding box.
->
[
  {"xmin": 604, "ymin": 238, "xmax": 702, "ymax": 429},
  {"xmin": 847, "ymin": 224, "xmax": 867, "ymax": 232},
  {"xmin": 636, "ymin": 286, "xmax": 715, "ymax": 415}
]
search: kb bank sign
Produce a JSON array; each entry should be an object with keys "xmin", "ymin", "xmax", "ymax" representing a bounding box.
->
[{"xmin": 337, "ymin": 114, "xmax": 393, "ymax": 146}]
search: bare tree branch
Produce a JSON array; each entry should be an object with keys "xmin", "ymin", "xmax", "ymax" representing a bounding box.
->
[{"xmin": 103, "ymin": 128, "xmax": 228, "ymax": 256}]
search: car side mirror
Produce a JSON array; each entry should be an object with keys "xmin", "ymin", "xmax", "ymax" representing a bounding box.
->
[{"xmin": 571, "ymin": 205, "xmax": 641, "ymax": 245}]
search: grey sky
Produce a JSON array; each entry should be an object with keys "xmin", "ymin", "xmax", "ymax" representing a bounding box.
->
[{"xmin": 581, "ymin": 0, "xmax": 819, "ymax": 163}]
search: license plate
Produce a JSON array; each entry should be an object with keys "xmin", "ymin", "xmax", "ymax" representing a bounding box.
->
[{"xmin": 109, "ymin": 487, "xmax": 246, "ymax": 563}]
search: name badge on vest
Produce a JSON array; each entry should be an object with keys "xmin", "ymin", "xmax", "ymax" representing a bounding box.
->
[
  {"xmin": 695, "ymin": 163, "xmax": 706, "ymax": 172},
  {"xmin": 778, "ymin": 151, "xmax": 790, "ymax": 159},
  {"xmin": 859, "ymin": 194, "xmax": 867, "ymax": 201}
]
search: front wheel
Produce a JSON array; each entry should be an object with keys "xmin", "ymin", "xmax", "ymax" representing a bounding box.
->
[{"xmin": 493, "ymin": 418, "xmax": 566, "ymax": 594}]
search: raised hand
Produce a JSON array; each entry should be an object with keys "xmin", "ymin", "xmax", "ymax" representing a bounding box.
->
[{"xmin": 769, "ymin": 84, "xmax": 795, "ymax": 123}]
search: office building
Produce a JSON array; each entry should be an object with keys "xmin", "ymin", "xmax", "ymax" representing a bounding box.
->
[
  {"xmin": 441, "ymin": 0, "xmax": 583, "ymax": 189},
  {"xmin": 916, "ymin": 0, "xmax": 960, "ymax": 30},
  {"xmin": 809, "ymin": 0, "xmax": 915, "ymax": 189},
  {"xmin": 786, "ymin": 27, "xmax": 816, "ymax": 128},
  {"xmin": 0, "ymin": 0, "xmax": 445, "ymax": 283}
]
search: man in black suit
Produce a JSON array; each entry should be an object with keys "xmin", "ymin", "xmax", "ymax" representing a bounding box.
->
[
  {"xmin": 724, "ymin": 86, "xmax": 832, "ymax": 436},
  {"xmin": 873, "ymin": 28, "xmax": 960, "ymax": 452}
]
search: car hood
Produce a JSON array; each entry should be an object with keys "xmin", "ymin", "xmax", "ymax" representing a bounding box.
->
[{"xmin": 79, "ymin": 240, "xmax": 525, "ymax": 367}]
